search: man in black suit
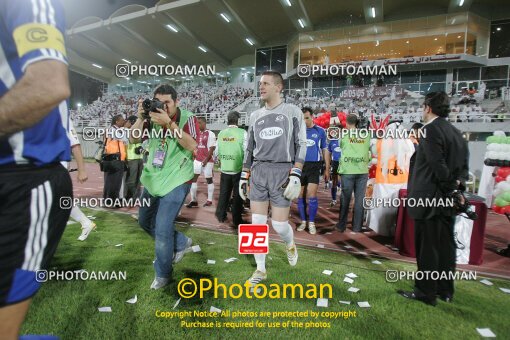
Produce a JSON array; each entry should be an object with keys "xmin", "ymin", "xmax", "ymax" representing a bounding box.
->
[
  {"xmin": 399, "ymin": 91, "xmax": 469, "ymax": 306},
  {"xmin": 408, "ymin": 122, "xmax": 423, "ymax": 180}
]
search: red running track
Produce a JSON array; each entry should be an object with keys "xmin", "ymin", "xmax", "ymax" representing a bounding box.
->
[{"xmin": 71, "ymin": 162, "xmax": 510, "ymax": 279}]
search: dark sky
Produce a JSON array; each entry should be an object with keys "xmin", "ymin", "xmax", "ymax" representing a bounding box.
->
[{"xmin": 63, "ymin": 0, "xmax": 158, "ymax": 28}]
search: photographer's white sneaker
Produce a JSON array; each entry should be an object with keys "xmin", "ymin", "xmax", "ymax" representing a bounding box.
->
[
  {"xmin": 150, "ymin": 277, "xmax": 169, "ymax": 290},
  {"xmin": 173, "ymin": 238, "xmax": 192, "ymax": 263}
]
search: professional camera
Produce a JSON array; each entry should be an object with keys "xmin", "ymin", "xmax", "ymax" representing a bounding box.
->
[
  {"xmin": 134, "ymin": 146, "xmax": 143, "ymax": 155},
  {"xmin": 142, "ymin": 98, "xmax": 164, "ymax": 119},
  {"xmin": 447, "ymin": 190, "xmax": 478, "ymax": 220},
  {"xmin": 134, "ymin": 145, "xmax": 147, "ymax": 155}
]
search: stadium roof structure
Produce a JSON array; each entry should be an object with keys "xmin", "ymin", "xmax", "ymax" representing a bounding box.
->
[{"xmin": 65, "ymin": 0, "xmax": 510, "ymax": 83}]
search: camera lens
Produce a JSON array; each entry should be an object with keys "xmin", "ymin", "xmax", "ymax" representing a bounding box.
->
[{"xmin": 142, "ymin": 99, "xmax": 152, "ymax": 112}]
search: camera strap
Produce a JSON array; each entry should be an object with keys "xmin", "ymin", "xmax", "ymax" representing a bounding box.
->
[{"xmin": 152, "ymin": 108, "xmax": 183, "ymax": 168}]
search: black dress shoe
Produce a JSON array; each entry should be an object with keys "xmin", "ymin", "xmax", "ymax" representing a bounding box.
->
[
  {"xmin": 397, "ymin": 290, "xmax": 437, "ymax": 306},
  {"xmin": 335, "ymin": 223, "xmax": 346, "ymax": 233},
  {"xmin": 215, "ymin": 215, "xmax": 227, "ymax": 223},
  {"xmin": 438, "ymin": 294, "xmax": 453, "ymax": 303}
]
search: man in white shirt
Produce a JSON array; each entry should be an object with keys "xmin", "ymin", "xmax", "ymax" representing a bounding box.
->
[{"xmin": 63, "ymin": 121, "xmax": 97, "ymax": 240}]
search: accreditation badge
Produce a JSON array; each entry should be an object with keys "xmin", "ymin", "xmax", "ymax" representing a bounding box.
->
[{"xmin": 152, "ymin": 148, "xmax": 166, "ymax": 168}]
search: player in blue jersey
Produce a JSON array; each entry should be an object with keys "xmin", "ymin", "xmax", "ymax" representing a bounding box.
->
[
  {"xmin": 296, "ymin": 108, "xmax": 330, "ymax": 234},
  {"xmin": 328, "ymin": 137, "xmax": 342, "ymax": 206},
  {"xmin": 0, "ymin": 0, "xmax": 72, "ymax": 336}
]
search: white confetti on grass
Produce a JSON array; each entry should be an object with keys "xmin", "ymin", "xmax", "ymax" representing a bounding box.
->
[
  {"xmin": 316, "ymin": 298, "xmax": 328, "ymax": 307},
  {"xmin": 126, "ymin": 295, "xmax": 137, "ymax": 304},
  {"xmin": 172, "ymin": 298, "xmax": 181, "ymax": 310}
]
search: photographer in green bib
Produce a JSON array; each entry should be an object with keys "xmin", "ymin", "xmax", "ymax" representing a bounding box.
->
[
  {"xmin": 129, "ymin": 84, "xmax": 199, "ymax": 290},
  {"xmin": 125, "ymin": 115, "xmax": 144, "ymax": 200},
  {"xmin": 335, "ymin": 114, "xmax": 372, "ymax": 233},
  {"xmin": 215, "ymin": 111, "xmax": 247, "ymax": 227}
]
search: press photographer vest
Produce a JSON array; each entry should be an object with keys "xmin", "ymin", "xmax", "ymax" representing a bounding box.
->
[
  {"xmin": 338, "ymin": 132, "xmax": 371, "ymax": 175},
  {"xmin": 217, "ymin": 127, "xmax": 245, "ymax": 173},
  {"xmin": 104, "ymin": 126, "xmax": 126, "ymax": 161},
  {"xmin": 140, "ymin": 108, "xmax": 194, "ymax": 197},
  {"xmin": 127, "ymin": 143, "xmax": 143, "ymax": 160}
]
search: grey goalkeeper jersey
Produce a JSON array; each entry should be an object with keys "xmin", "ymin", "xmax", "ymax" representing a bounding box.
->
[{"xmin": 243, "ymin": 102, "xmax": 307, "ymax": 168}]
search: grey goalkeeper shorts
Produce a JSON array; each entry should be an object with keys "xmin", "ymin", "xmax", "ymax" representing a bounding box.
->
[{"xmin": 249, "ymin": 162, "xmax": 292, "ymax": 208}]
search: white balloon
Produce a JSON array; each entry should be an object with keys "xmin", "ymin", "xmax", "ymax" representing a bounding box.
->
[
  {"xmin": 500, "ymin": 182, "xmax": 510, "ymax": 191},
  {"xmin": 487, "ymin": 151, "xmax": 497, "ymax": 159},
  {"xmin": 496, "ymin": 182, "xmax": 507, "ymax": 190},
  {"xmin": 487, "ymin": 144, "xmax": 497, "ymax": 151},
  {"xmin": 494, "ymin": 188, "xmax": 503, "ymax": 197}
]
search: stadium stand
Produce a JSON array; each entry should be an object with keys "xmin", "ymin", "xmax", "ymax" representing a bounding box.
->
[{"xmin": 70, "ymin": 84, "xmax": 254, "ymax": 127}]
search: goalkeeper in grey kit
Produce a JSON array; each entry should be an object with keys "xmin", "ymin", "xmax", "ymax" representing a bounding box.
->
[{"xmin": 239, "ymin": 70, "xmax": 307, "ymax": 286}]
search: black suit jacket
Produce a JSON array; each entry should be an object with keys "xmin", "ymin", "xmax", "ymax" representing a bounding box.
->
[{"xmin": 407, "ymin": 117, "xmax": 469, "ymax": 220}]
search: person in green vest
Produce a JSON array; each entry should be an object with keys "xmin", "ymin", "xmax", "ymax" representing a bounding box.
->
[
  {"xmin": 129, "ymin": 84, "xmax": 198, "ymax": 290},
  {"xmin": 215, "ymin": 111, "xmax": 247, "ymax": 227},
  {"xmin": 335, "ymin": 114, "xmax": 371, "ymax": 233},
  {"xmin": 125, "ymin": 115, "xmax": 144, "ymax": 200}
]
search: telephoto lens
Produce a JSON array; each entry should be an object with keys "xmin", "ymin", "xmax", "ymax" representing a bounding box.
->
[{"xmin": 142, "ymin": 98, "xmax": 165, "ymax": 118}]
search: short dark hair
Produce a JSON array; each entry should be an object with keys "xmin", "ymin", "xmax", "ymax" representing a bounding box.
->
[
  {"xmin": 227, "ymin": 111, "xmax": 240, "ymax": 125},
  {"xmin": 197, "ymin": 116, "xmax": 206, "ymax": 123},
  {"xmin": 112, "ymin": 114, "xmax": 124, "ymax": 126},
  {"xmin": 346, "ymin": 114, "xmax": 358, "ymax": 126},
  {"xmin": 301, "ymin": 107, "xmax": 313, "ymax": 115},
  {"xmin": 127, "ymin": 115, "xmax": 138, "ymax": 124},
  {"xmin": 154, "ymin": 84, "xmax": 177, "ymax": 101},
  {"xmin": 424, "ymin": 91, "xmax": 450, "ymax": 117},
  {"xmin": 262, "ymin": 70, "xmax": 284, "ymax": 87}
]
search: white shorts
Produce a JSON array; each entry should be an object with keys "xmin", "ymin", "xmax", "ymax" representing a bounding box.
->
[{"xmin": 193, "ymin": 160, "xmax": 214, "ymax": 177}]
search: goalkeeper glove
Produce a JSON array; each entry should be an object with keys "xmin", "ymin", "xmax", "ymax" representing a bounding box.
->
[{"xmin": 282, "ymin": 167, "xmax": 302, "ymax": 201}]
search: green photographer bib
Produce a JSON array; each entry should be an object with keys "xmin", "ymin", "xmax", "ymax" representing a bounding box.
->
[
  {"xmin": 338, "ymin": 133, "xmax": 371, "ymax": 175},
  {"xmin": 217, "ymin": 127, "xmax": 245, "ymax": 173},
  {"xmin": 140, "ymin": 108, "xmax": 194, "ymax": 197}
]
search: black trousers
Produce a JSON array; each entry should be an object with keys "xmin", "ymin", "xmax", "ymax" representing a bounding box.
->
[
  {"xmin": 215, "ymin": 172, "xmax": 243, "ymax": 227},
  {"xmin": 125, "ymin": 159, "xmax": 143, "ymax": 199},
  {"xmin": 414, "ymin": 214, "xmax": 456, "ymax": 299},
  {"xmin": 103, "ymin": 160, "xmax": 124, "ymax": 200}
]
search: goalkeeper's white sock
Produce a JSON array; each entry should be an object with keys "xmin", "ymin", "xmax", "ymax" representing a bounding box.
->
[
  {"xmin": 252, "ymin": 213, "xmax": 268, "ymax": 272},
  {"xmin": 272, "ymin": 220, "xmax": 294, "ymax": 247}
]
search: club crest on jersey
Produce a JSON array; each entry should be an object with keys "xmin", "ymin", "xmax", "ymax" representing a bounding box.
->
[
  {"xmin": 312, "ymin": 133, "xmax": 318, "ymax": 138},
  {"xmin": 275, "ymin": 115, "xmax": 285, "ymax": 122},
  {"xmin": 257, "ymin": 119, "xmax": 265, "ymax": 125},
  {"xmin": 259, "ymin": 127, "xmax": 283, "ymax": 140},
  {"xmin": 306, "ymin": 139, "xmax": 316, "ymax": 146}
]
